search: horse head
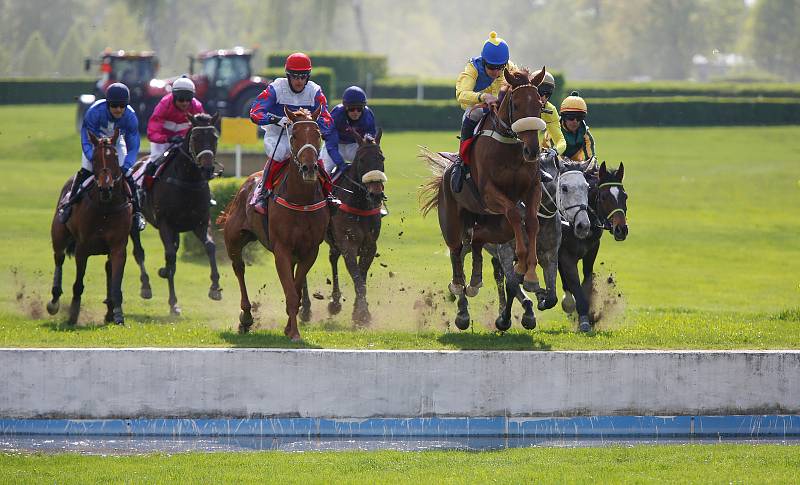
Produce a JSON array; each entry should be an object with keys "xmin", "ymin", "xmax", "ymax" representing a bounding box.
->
[
  {"xmin": 88, "ymin": 128, "xmax": 120, "ymax": 203},
  {"xmin": 558, "ymin": 159, "xmax": 592, "ymax": 239},
  {"xmin": 498, "ymin": 66, "xmax": 546, "ymax": 162},
  {"xmin": 597, "ymin": 161, "xmax": 628, "ymax": 241},
  {"xmin": 351, "ymin": 128, "xmax": 387, "ymax": 205},
  {"xmin": 187, "ymin": 112, "xmax": 220, "ymax": 179},
  {"xmin": 285, "ymin": 105, "xmax": 322, "ymax": 184}
]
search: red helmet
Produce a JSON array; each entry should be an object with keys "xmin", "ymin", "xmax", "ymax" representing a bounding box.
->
[{"xmin": 285, "ymin": 52, "xmax": 312, "ymax": 72}]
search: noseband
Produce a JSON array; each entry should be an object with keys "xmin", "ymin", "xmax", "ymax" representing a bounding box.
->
[
  {"xmin": 289, "ymin": 120, "xmax": 320, "ymax": 170},
  {"xmin": 187, "ymin": 125, "xmax": 219, "ymax": 164},
  {"xmin": 556, "ymin": 170, "xmax": 590, "ymax": 227},
  {"xmin": 596, "ymin": 181, "xmax": 627, "ymax": 230}
]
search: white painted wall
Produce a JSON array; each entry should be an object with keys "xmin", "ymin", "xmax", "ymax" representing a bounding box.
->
[{"xmin": 1, "ymin": 349, "xmax": 798, "ymax": 419}]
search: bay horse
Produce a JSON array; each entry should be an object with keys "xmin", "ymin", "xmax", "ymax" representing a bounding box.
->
[
  {"xmin": 420, "ymin": 67, "xmax": 548, "ymax": 324},
  {"xmin": 218, "ymin": 106, "xmax": 329, "ymax": 341},
  {"xmin": 130, "ymin": 112, "xmax": 222, "ymax": 316},
  {"xmin": 559, "ymin": 161, "xmax": 628, "ymax": 332},
  {"xmin": 47, "ymin": 129, "xmax": 132, "ymax": 325},
  {"xmin": 322, "ymin": 130, "xmax": 387, "ymax": 324}
]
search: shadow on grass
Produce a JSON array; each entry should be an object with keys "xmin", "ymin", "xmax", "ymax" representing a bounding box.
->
[
  {"xmin": 437, "ymin": 331, "xmax": 551, "ymax": 351},
  {"xmin": 220, "ymin": 330, "xmax": 322, "ymax": 349},
  {"xmin": 40, "ymin": 320, "xmax": 111, "ymax": 332}
]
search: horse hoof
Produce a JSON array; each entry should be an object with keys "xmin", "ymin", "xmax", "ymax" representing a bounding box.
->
[
  {"xmin": 494, "ymin": 315, "xmax": 511, "ymax": 332},
  {"xmin": 353, "ymin": 308, "xmax": 371, "ymax": 326},
  {"xmin": 238, "ymin": 324, "xmax": 251, "ymax": 335},
  {"xmin": 208, "ymin": 288, "xmax": 223, "ymax": 301},
  {"xmin": 448, "ymin": 282, "xmax": 465, "ymax": 296},
  {"xmin": 522, "ymin": 279, "xmax": 541, "ymax": 293},
  {"xmin": 327, "ymin": 300, "xmax": 342, "ymax": 315},
  {"xmin": 140, "ymin": 287, "xmax": 152, "ymax": 300},
  {"xmin": 239, "ymin": 309, "xmax": 253, "ymax": 326},
  {"xmin": 465, "ymin": 285, "xmax": 481, "ymax": 298},
  {"xmin": 561, "ymin": 292, "xmax": 576, "ymax": 314},
  {"xmin": 538, "ymin": 294, "xmax": 558, "ymax": 311},
  {"xmin": 46, "ymin": 300, "xmax": 60, "ymax": 315},
  {"xmin": 579, "ymin": 316, "xmax": 591, "ymax": 333},
  {"xmin": 68, "ymin": 300, "xmax": 80, "ymax": 326},
  {"xmin": 454, "ymin": 312, "xmax": 470, "ymax": 330},
  {"xmin": 300, "ymin": 308, "xmax": 312, "ymax": 323},
  {"xmin": 290, "ymin": 334, "xmax": 302, "ymax": 342},
  {"xmin": 521, "ymin": 300, "xmax": 537, "ymax": 330},
  {"xmin": 158, "ymin": 267, "xmax": 169, "ymax": 279},
  {"xmin": 104, "ymin": 311, "xmax": 114, "ymax": 323},
  {"xmin": 113, "ymin": 308, "xmax": 124, "ymax": 325},
  {"xmin": 170, "ymin": 305, "xmax": 181, "ymax": 316}
]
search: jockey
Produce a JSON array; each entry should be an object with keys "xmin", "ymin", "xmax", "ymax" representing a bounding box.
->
[
  {"xmin": 320, "ymin": 85, "xmax": 377, "ymax": 181},
  {"xmin": 533, "ymin": 69, "xmax": 566, "ymax": 160},
  {"xmin": 249, "ymin": 52, "xmax": 334, "ymax": 214},
  {"xmin": 145, "ymin": 76, "xmax": 205, "ymax": 172},
  {"xmin": 547, "ymin": 90, "xmax": 595, "ymax": 162},
  {"xmin": 58, "ymin": 82, "xmax": 144, "ymax": 230},
  {"xmin": 452, "ymin": 31, "xmax": 516, "ymax": 192}
]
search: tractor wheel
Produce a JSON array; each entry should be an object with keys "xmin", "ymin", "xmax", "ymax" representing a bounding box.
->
[{"xmin": 234, "ymin": 88, "xmax": 262, "ymax": 118}]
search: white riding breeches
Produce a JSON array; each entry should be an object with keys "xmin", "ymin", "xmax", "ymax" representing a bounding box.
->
[
  {"xmin": 81, "ymin": 136, "xmax": 127, "ymax": 170},
  {"xmin": 321, "ymin": 142, "xmax": 358, "ymax": 175},
  {"xmin": 262, "ymin": 123, "xmax": 292, "ymax": 162},
  {"xmin": 147, "ymin": 142, "xmax": 170, "ymax": 163}
]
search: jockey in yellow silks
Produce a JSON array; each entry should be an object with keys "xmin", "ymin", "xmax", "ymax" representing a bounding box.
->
[
  {"xmin": 545, "ymin": 90, "xmax": 595, "ymax": 162},
  {"xmin": 533, "ymin": 69, "xmax": 566, "ymax": 158}
]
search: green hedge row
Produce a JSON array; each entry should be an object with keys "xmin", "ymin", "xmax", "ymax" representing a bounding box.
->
[
  {"xmin": 371, "ymin": 71, "xmax": 566, "ymax": 101},
  {"xmin": 366, "ymin": 97, "xmax": 800, "ymax": 130},
  {"xmin": 565, "ymin": 81, "xmax": 800, "ymax": 99},
  {"xmin": 259, "ymin": 67, "xmax": 336, "ymax": 100},
  {"xmin": 267, "ymin": 51, "xmax": 387, "ymax": 92},
  {"xmin": 0, "ymin": 78, "xmax": 94, "ymax": 104}
]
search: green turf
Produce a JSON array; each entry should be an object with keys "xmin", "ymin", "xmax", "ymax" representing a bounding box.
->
[
  {"xmin": 2, "ymin": 445, "xmax": 799, "ymax": 484},
  {"xmin": 0, "ymin": 105, "xmax": 798, "ymax": 348}
]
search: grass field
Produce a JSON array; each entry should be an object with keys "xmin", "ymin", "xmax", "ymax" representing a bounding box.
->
[
  {"xmin": 0, "ymin": 105, "xmax": 798, "ymax": 349},
  {"xmin": 2, "ymin": 444, "xmax": 799, "ymax": 484}
]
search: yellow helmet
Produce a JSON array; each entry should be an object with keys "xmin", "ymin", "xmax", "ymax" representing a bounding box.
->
[{"xmin": 560, "ymin": 90, "xmax": 588, "ymax": 114}]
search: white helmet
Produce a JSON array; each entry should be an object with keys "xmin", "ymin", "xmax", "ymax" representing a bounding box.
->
[{"xmin": 172, "ymin": 77, "xmax": 196, "ymax": 94}]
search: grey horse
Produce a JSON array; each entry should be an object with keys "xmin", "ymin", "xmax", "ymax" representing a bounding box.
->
[{"xmin": 483, "ymin": 154, "xmax": 592, "ymax": 330}]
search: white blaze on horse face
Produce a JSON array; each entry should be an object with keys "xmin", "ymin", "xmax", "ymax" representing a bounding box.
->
[{"xmin": 610, "ymin": 186, "xmax": 620, "ymax": 203}]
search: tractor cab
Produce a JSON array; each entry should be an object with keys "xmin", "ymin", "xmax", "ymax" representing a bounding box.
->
[{"xmin": 189, "ymin": 47, "xmax": 266, "ymax": 117}]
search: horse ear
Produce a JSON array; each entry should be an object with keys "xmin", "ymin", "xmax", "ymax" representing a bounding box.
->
[
  {"xmin": 311, "ymin": 105, "xmax": 322, "ymax": 121},
  {"xmin": 503, "ymin": 68, "xmax": 515, "ymax": 86},
  {"xmin": 617, "ymin": 162, "xmax": 624, "ymax": 181},
  {"xmin": 352, "ymin": 129, "xmax": 365, "ymax": 145},
  {"xmin": 111, "ymin": 128, "xmax": 120, "ymax": 144},
  {"xmin": 531, "ymin": 66, "xmax": 546, "ymax": 86},
  {"xmin": 189, "ymin": 114, "xmax": 198, "ymax": 126},
  {"xmin": 375, "ymin": 128, "xmax": 382, "ymax": 145},
  {"xmin": 284, "ymin": 105, "xmax": 295, "ymax": 121},
  {"xmin": 599, "ymin": 161, "xmax": 608, "ymax": 178},
  {"xmin": 211, "ymin": 112, "xmax": 220, "ymax": 127},
  {"xmin": 89, "ymin": 132, "xmax": 98, "ymax": 146}
]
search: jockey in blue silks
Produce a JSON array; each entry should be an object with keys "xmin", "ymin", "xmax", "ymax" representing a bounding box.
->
[
  {"xmin": 320, "ymin": 86, "xmax": 377, "ymax": 182},
  {"xmin": 59, "ymin": 82, "xmax": 144, "ymax": 230}
]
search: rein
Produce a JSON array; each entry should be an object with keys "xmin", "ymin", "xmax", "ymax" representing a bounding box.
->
[
  {"xmin": 556, "ymin": 170, "xmax": 590, "ymax": 227},
  {"xmin": 272, "ymin": 119, "xmax": 326, "ymax": 212}
]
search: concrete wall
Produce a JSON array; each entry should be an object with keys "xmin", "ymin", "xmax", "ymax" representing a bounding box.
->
[{"xmin": 1, "ymin": 349, "xmax": 799, "ymax": 419}]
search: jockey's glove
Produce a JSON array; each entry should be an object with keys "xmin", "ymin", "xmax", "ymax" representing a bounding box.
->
[
  {"xmin": 276, "ymin": 116, "xmax": 291, "ymax": 129},
  {"xmin": 169, "ymin": 135, "xmax": 184, "ymax": 144}
]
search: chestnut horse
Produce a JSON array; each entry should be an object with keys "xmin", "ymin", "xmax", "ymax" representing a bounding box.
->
[
  {"xmin": 322, "ymin": 130, "xmax": 387, "ymax": 324},
  {"xmin": 218, "ymin": 106, "xmax": 329, "ymax": 341},
  {"xmin": 421, "ymin": 68, "xmax": 548, "ymax": 310},
  {"xmin": 48, "ymin": 130, "xmax": 132, "ymax": 325},
  {"xmin": 130, "ymin": 113, "xmax": 222, "ymax": 316}
]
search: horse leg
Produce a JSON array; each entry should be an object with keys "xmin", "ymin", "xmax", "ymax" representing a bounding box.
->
[
  {"xmin": 502, "ymin": 246, "xmax": 536, "ymax": 330},
  {"xmin": 559, "ymin": 256, "xmax": 590, "ymax": 332},
  {"xmin": 341, "ymin": 246, "xmax": 367, "ymax": 325},
  {"xmin": 292, "ymin": 257, "xmax": 317, "ymax": 337},
  {"xmin": 490, "ymin": 254, "xmax": 507, "ymax": 325},
  {"xmin": 439, "ymin": 183, "xmax": 466, "ymax": 296},
  {"xmin": 582, "ymin": 244, "xmax": 599, "ymax": 324},
  {"xmin": 448, "ymin": 246, "xmax": 466, "ymax": 296},
  {"xmin": 273, "ymin": 244, "xmax": 302, "ymax": 341},
  {"xmin": 354, "ymin": 239, "xmax": 378, "ymax": 325},
  {"xmin": 130, "ymin": 226, "xmax": 152, "ymax": 300},
  {"xmin": 327, "ymin": 244, "xmax": 342, "ymax": 315},
  {"xmin": 299, "ymin": 279, "xmax": 312, "ymax": 323},
  {"xmin": 157, "ymin": 224, "xmax": 181, "ymax": 316},
  {"xmin": 193, "ymin": 222, "xmax": 222, "ymax": 301},
  {"xmin": 558, "ymin": 259, "xmax": 576, "ymax": 315},
  {"xmin": 228, "ymin": 230, "xmax": 255, "ymax": 333},
  {"xmin": 109, "ymin": 246, "xmax": 126, "ymax": 324},
  {"xmin": 47, "ymin": 239, "xmax": 66, "ymax": 315},
  {"xmin": 466, "ymin": 241, "xmax": 484, "ymax": 297},
  {"xmin": 67, "ymin": 249, "xmax": 88, "ymax": 326},
  {"xmin": 104, "ymin": 259, "xmax": 114, "ymax": 323},
  {"xmin": 522, "ymin": 197, "xmax": 542, "ymax": 293}
]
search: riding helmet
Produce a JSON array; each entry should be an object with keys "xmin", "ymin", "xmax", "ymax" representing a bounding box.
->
[
  {"xmin": 285, "ymin": 52, "xmax": 312, "ymax": 73},
  {"xmin": 560, "ymin": 91, "xmax": 588, "ymax": 114},
  {"xmin": 481, "ymin": 31, "xmax": 510, "ymax": 66},
  {"xmin": 342, "ymin": 86, "xmax": 367, "ymax": 107},
  {"xmin": 172, "ymin": 76, "xmax": 196, "ymax": 94},
  {"xmin": 105, "ymin": 83, "xmax": 130, "ymax": 105}
]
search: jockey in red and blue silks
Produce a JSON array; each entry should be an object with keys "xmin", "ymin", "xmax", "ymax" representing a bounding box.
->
[
  {"xmin": 146, "ymin": 77, "xmax": 205, "ymax": 165},
  {"xmin": 59, "ymin": 82, "xmax": 144, "ymax": 230},
  {"xmin": 249, "ymin": 52, "xmax": 334, "ymax": 214},
  {"xmin": 321, "ymin": 86, "xmax": 377, "ymax": 182}
]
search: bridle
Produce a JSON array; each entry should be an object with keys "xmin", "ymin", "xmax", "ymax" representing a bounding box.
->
[
  {"xmin": 595, "ymin": 181, "xmax": 627, "ymax": 231},
  {"xmin": 288, "ymin": 120, "xmax": 321, "ymax": 171},
  {"xmin": 94, "ymin": 139, "xmax": 122, "ymax": 199},
  {"xmin": 491, "ymin": 83, "xmax": 543, "ymax": 141},
  {"xmin": 555, "ymin": 170, "xmax": 590, "ymax": 227}
]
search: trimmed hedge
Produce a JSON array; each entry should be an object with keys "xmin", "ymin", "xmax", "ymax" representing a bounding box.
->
[
  {"xmin": 366, "ymin": 97, "xmax": 800, "ymax": 131},
  {"xmin": 0, "ymin": 78, "xmax": 94, "ymax": 104},
  {"xmin": 372, "ymin": 71, "xmax": 566, "ymax": 101},
  {"xmin": 267, "ymin": 51, "xmax": 387, "ymax": 92},
  {"xmin": 565, "ymin": 81, "xmax": 800, "ymax": 99},
  {"xmin": 259, "ymin": 67, "xmax": 336, "ymax": 100}
]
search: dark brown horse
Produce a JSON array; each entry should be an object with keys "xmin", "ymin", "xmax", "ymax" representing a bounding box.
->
[
  {"xmin": 47, "ymin": 129, "xmax": 132, "ymax": 325},
  {"xmin": 130, "ymin": 113, "xmax": 222, "ymax": 316},
  {"xmin": 322, "ymin": 130, "xmax": 387, "ymax": 324},
  {"xmin": 218, "ymin": 106, "xmax": 329, "ymax": 341},
  {"xmin": 421, "ymin": 68, "xmax": 548, "ymax": 313}
]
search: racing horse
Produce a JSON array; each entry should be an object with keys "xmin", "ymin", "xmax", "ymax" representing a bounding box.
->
[
  {"xmin": 48, "ymin": 129, "xmax": 132, "ymax": 325},
  {"xmin": 420, "ymin": 67, "xmax": 548, "ymax": 325},
  {"xmin": 322, "ymin": 130, "xmax": 387, "ymax": 324},
  {"xmin": 559, "ymin": 161, "xmax": 628, "ymax": 331},
  {"xmin": 218, "ymin": 106, "xmax": 329, "ymax": 341},
  {"xmin": 130, "ymin": 112, "xmax": 222, "ymax": 316}
]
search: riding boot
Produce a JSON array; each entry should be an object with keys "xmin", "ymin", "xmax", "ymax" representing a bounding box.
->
[
  {"xmin": 452, "ymin": 118, "xmax": 479, "ymax": 194},
  {"xmin": 58, "ymin": 168, "xmax": 92, "ymax": 224},
  {"xmin": 126, "ymin": 174, "xmax": 146, "ymax": 231},
  {"xmin": 253, "ymin": 158, "xmax": 275, "ymax": 214},
  {"xmin": 317, "ymin": 159, "xmax": 340, "ymax": 215}
]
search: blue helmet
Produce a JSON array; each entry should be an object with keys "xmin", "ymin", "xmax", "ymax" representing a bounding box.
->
[
  {"xmin": 342, "ymin": 86, "xmax": 367, "ymax": 107},
  {"xmin": 481, "ymin": 31, "xmax": 510, "ymax": 66},
  {"xmin": 105, "ymin": 83, "xmax": 130, "ymax": 105}
]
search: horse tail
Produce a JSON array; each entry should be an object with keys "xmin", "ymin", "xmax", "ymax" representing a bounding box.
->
[
  {"xmin": 417, "ymin": 146, "xmax": 451, "ymax": 217},
  {"xmin": 65, "ymin": 237, "xmax": 76, "ymax": 258},
  {"xmin": 215, "ymin": 174, "xmax": 253, "ymax": 227}
]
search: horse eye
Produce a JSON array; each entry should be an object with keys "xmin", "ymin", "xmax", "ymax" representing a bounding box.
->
[{"xmin": 561, "ymin": 186, "xmax": 568, "ymax": 192}]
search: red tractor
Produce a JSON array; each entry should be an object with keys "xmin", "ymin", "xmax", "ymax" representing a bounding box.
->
[
  {"xmin": 76, "ymin": 49, "xmax": 167, "ymax": 133},
  {"xmin": 188, "ymin": 47, "xmax": 267, "ymax": 118}
]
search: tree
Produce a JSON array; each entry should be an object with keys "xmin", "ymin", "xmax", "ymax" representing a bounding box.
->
[
  {"xmin": 55, "ymin": 24, "xmax": 88, "ymax": 77},
  {"xmin": 19, "ymin": 31, "xmax": 54, "ymax": 77},
  {"xmin": 745, "ymin": 0, "xmax": 800, "ymax": 80}
]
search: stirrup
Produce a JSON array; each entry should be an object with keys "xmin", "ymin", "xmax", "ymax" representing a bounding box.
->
[
  {"xmin": 133, "ymin": 212, "xmax": 146, "ymax": 231},
  {"xmin": 57, "ymin": 205, "xmax": 72, "ymax": 224}
]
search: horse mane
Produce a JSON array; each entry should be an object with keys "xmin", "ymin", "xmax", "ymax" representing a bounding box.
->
[
  {"xmin": 289, "ymin": 107, "xmax": 312, "ymax": 119},
  {"xmin": 192, "ymin": 113, "xmax": 215, "ymax": 125},
  {"xmin": 499, "ymin": 66, "xmax": 532, "ymax": 103}
]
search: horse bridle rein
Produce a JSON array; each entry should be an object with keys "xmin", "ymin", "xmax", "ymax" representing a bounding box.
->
[
  {"xmin": 288, "ymin": 120, "xmax": 321, "ymax": 170},
  {"xmin": 556, "ymin": 170, "xmax": 590, "ymax": 227},
  {"xmin": 595, "ymin": 181, "xmax": 627, "ymax": 231}
]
